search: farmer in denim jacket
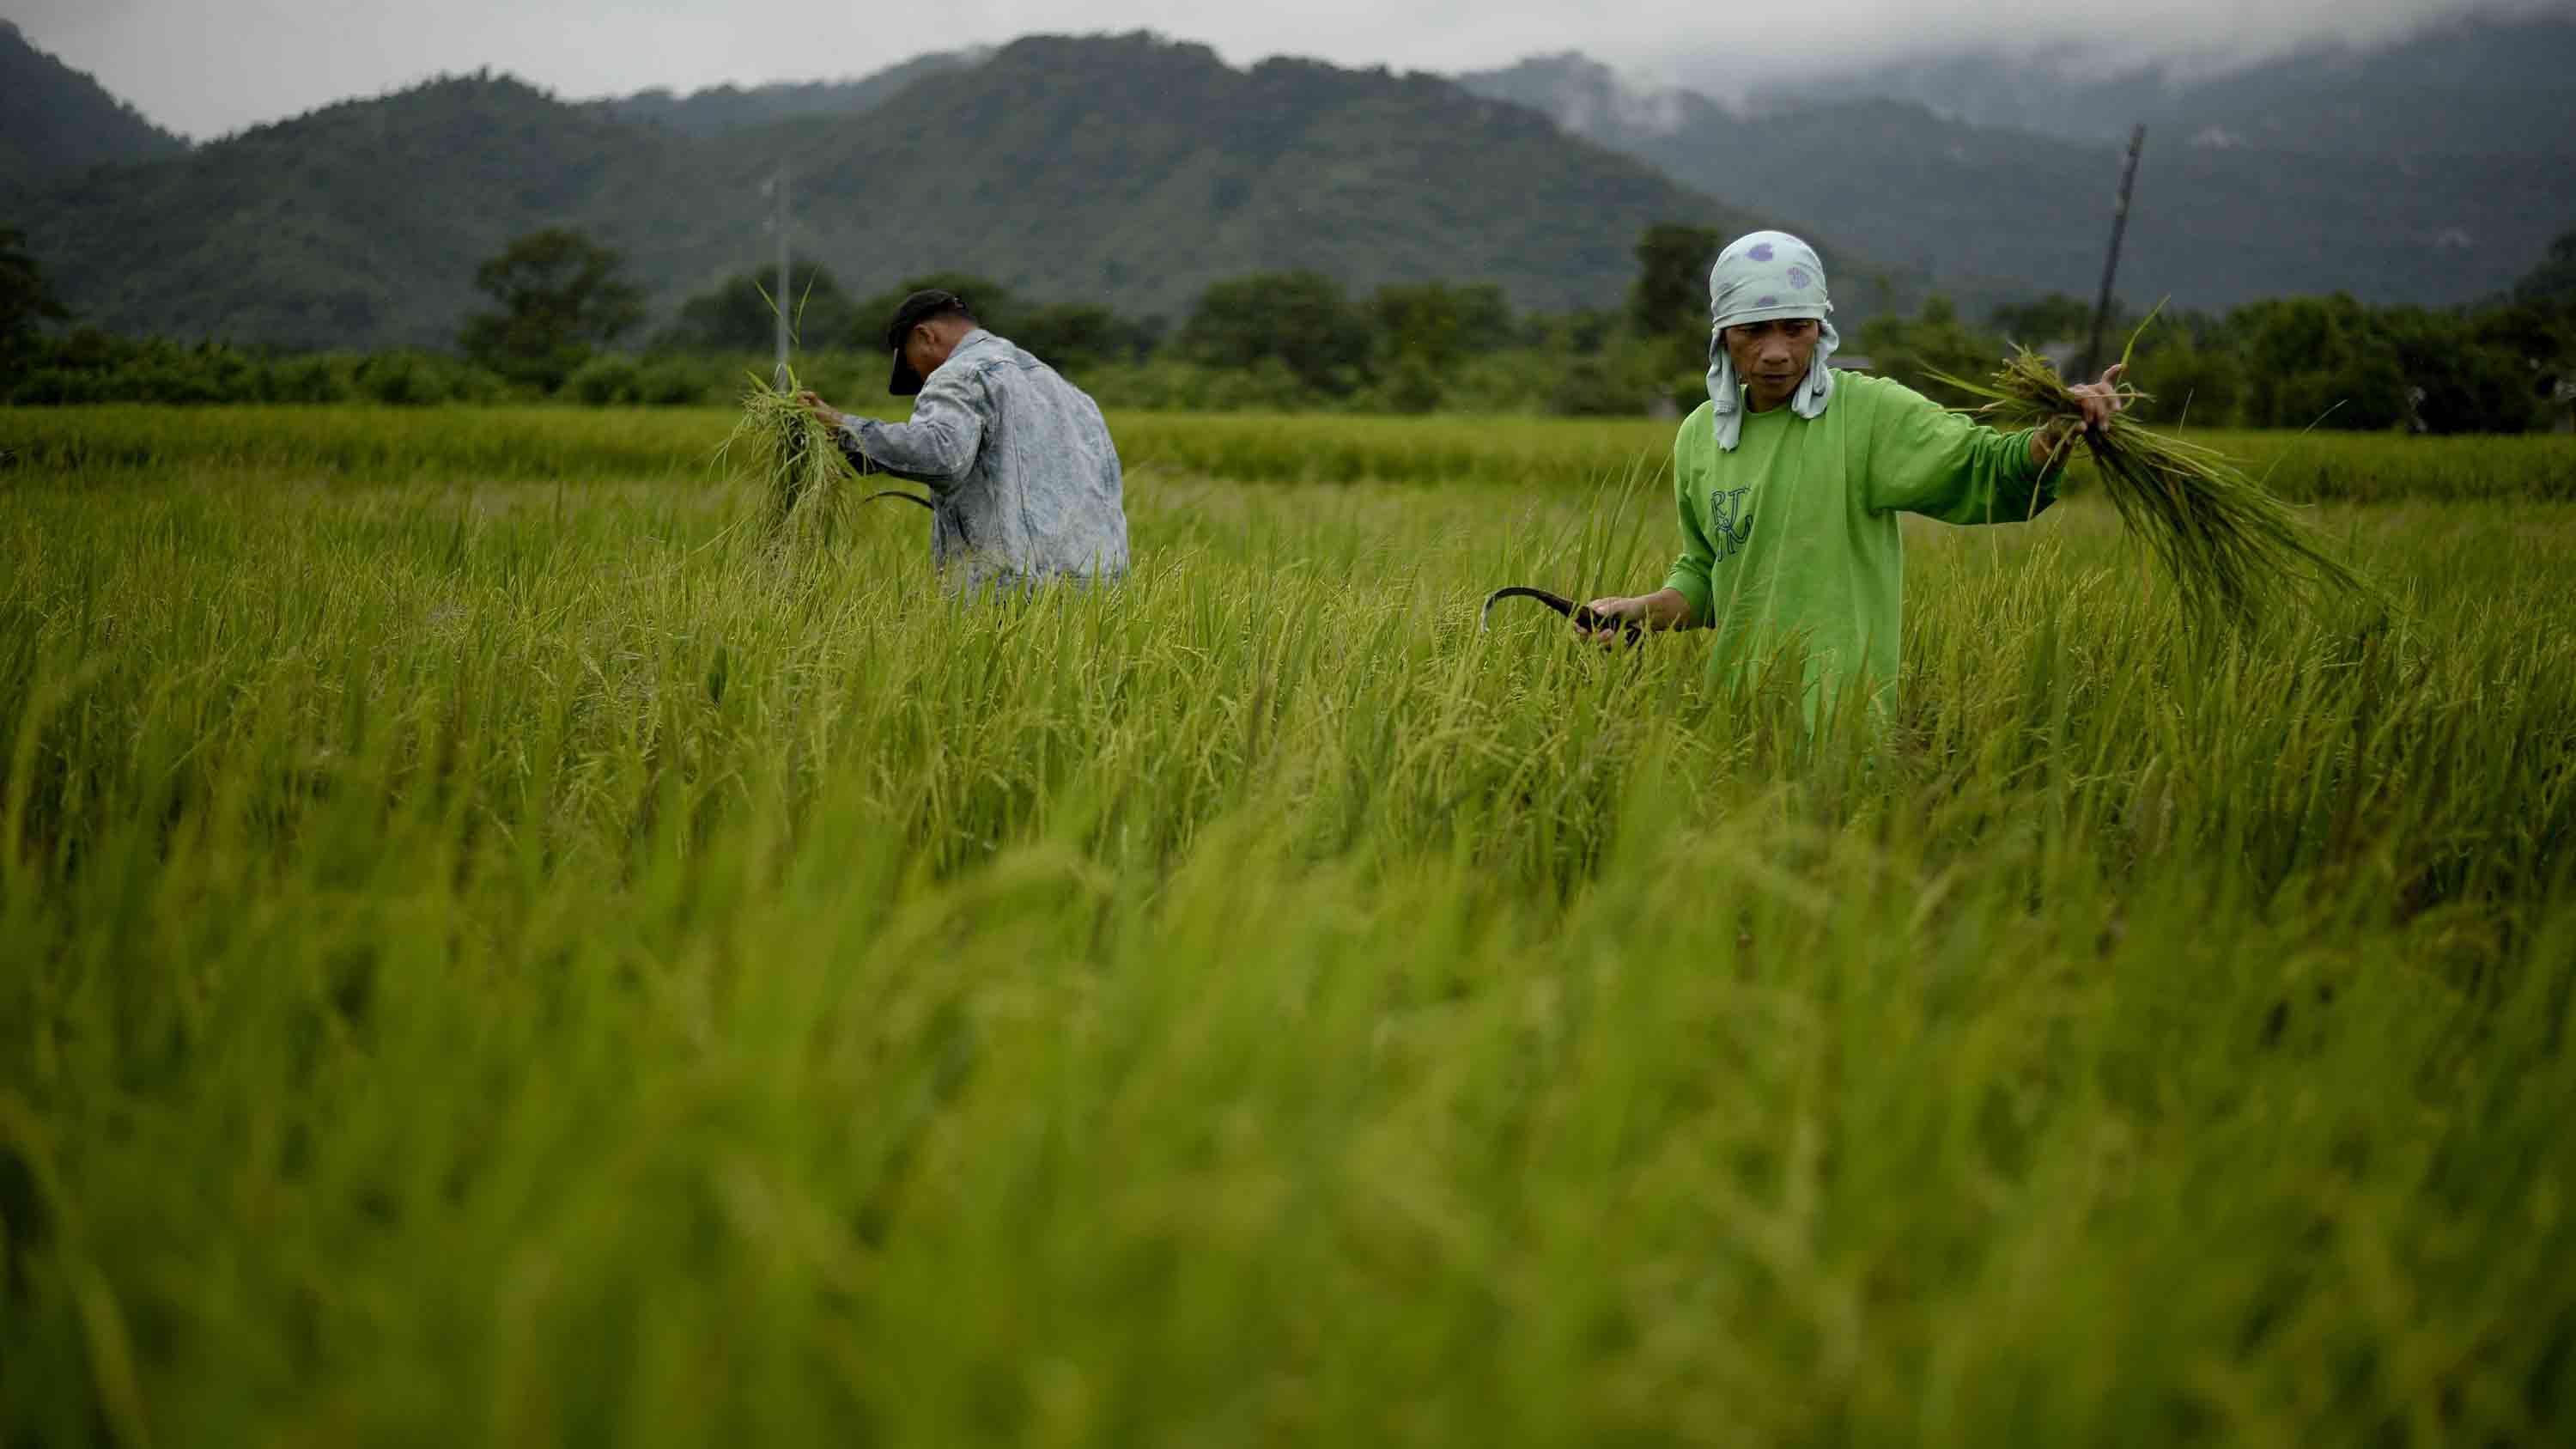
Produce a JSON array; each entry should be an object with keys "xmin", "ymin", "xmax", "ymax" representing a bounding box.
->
[{"xmin": 800, "ymin": 289, "xmax": 1129, "ymax": 595}]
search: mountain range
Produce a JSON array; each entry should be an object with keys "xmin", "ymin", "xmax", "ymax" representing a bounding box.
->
[
  {"xmin": 4, "ymin": 18, "xmax": 2572, "ymax": 351},
  {"xmin": 1, "ymin": 21, "xmax": 186, "ymax": 198},
  {"xmin": 7, "ymin": 33, "xmax": 1823, "ymax": 350},
  {"xmin": 1746, "ymin": 20, "xmax": 2576, "ymax": 157},
  {"xmin": 1455, "ymin": 35, "xmax": 2576, "ymax": 315},
  {"xmin": 586, "ymin": 48, "xmax": 991, "ymax": 138}
]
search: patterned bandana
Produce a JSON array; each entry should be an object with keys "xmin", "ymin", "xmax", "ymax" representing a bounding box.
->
[{"xmin": 1705, "ymin": 231, "xmax": 1841, "ymax": 451}]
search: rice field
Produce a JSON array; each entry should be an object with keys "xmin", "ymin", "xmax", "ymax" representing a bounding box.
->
[
  {"xmin": 3, "ymin": 406, "xmax": 2573, "ymax": 1446},
  {"xmin": 9, "ymin": 404, "xmax": 2576, "ymax": 499}
]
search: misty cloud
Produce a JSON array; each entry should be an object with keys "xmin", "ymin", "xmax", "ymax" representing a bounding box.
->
[{"xmin": 10, "ymin": 0, "xmax": 2561, "ymax": 139}]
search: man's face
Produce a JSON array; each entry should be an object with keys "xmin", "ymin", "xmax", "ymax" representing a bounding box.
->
[{"xmin": 1722, "ymin": 319, "xmax": 1820, "ymax": 411}]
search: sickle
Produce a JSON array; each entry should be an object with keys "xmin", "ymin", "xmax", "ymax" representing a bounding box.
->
[
  {"xmin": 861, "ymin": 490, "xmax": 936, "ymax": 510},
  {"xmin": 1479, "ymin": 587, "xmax": 1642, "ymax": 642}
]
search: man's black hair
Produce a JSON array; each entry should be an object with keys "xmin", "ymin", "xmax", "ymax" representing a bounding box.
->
[
  {"xmin": 885, "ymin": 289, "xmax": 981, "ymax": 396},
  {"xmin": 884, "ymin": 290, "xmax": 977, "ymax": 353}
]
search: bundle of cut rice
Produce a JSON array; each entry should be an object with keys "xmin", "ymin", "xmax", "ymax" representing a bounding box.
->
[
  {"xmin": 1932, "ymin": 348, "xmax": 2371, "ymax": 626},
  {"xmin": 720, "ymin": 366, "xmax": 857, "ymax": 541}
]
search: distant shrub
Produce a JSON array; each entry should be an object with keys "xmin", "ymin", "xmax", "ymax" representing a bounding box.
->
[
  {"xmin": 108, "ymin": 359, "xmax": 228, "ymax": 405},
  {"xmin": 1551, "ymin": 356, "xmax": 1641, "ymax": 417},
  {"xmin": 355, "ymin": 351, "xmax": 441, "ymax": 406},
  {"xmin": 567, "ymin": 353, "xmax": 645, "ymax": 405},
  {"xmin": 5, "ymin": 368, "xmax": 106, "ymax": 405},
  {"xmin": 263, "ymin": 355, "xmax": 353, "ymax": 405},
  {"xmin": 2391, "ymin": 328, "xmax": 2543, "ymax": 435},
  {"xmin": 2129, "ymin": 338, "xmax": 2246, "ymax": 428},
  {"xmin": 1194, "ymin": 358, "xmax": 1326, "ymax": 413},
  {"xmin": 634, "ymin": 358, "xmax": 714, "ymax": 406},
  {"xmin": 1378, "ymin": 358, "xmax": 1446, "ymax": 416},
  {"xmin": 353, "ymin": 350, "xmax": 505, "ymax": 406}
]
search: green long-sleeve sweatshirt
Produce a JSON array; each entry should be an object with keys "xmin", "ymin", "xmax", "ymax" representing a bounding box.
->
[{"xmin": 1662, "ymin": 371, "xmax": 2057, "ymax": 715}]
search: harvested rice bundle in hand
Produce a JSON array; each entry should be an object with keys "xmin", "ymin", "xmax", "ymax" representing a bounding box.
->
[
  {"xmin": 1935, "ymin": 348, "xmax": 2372, "ymax": 627},
  {"xmin": 720, "ymin": 367, "xmax": 858, "ymax": 541}
]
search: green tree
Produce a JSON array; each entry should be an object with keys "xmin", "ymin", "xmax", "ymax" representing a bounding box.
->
[
  {"xmin": 2470, "ymin": 302, "xmax": 2574, "ymax": 370},
  {"xmin": 2512, "ymin": 228, "xmax": 2576, "ymax": 307},
  {"xmin": 459, "ymin": 228, "xmax": 644, "ymax": 393},
  {"xmin": 2126, "ymin": 333, "xmax": 2245, "ymax": 426},
  {"xmin": 1989, "ymin": 293, "xmax": 2101, "ymax": 346},
  {"xmin": 1370, "ymin": 282, "xmax": 1513, "ymax": 369},
  {"xmin": 659, "ymin": 258, "xmax": 857, "ymax": 353},
  {"xmin": 1626, "ymin": 223, "xmax": 1722, "ymax": 381},
  {"xmin": 2294, "ymin": 352, "xmax": 2411, "ymax": 432},
  {"xmin": 2232, "ymin": 295, "xmax": 2410, "ymax": 430},
  {"xmin": 2383, "ymin": 307, "xmax": 2539, "ymax": 434},
  {"xmin": 1856, "ymin": 295, "xmax": 2006, "ymax": 408},
  {"xmin": 1, "ymin": 225, "xmax": 70, "ymax": 350},
  {"xmin": 1013, "ymin": 302, "xmax": 1157, "ymax": 381},
  {"xmin": 1627, "ymin": 223, "xmax": 1721, "ymax": 341},
  {"xmin": 1523, "ymin": 307, "xmax": 1619, "ymax": 355},
  {"xmin": 2470, "ymin": 302, "xmax": 2574, "ymax": 424},
  {"xmin": 1181, "ymin": 271, "xmax": 1367, "ymax": 395}
]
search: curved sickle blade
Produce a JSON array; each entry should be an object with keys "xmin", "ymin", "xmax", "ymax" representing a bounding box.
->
[
  {"xmin": 1479, "ymin": 586, "xmax": 1641, "ymax": 642},
  {"xmin": 860, "ymin": 490, "xmax": 937, "ymax": 511}
]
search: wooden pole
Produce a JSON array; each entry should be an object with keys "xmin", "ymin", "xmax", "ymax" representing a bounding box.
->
[
  {"xmin": 772, "ymin": 161, "xmax": 792, "ymax": 391},
  {"xmin": 2083, "ymin": 125, "xmax": 2146, "ymax": 380}
]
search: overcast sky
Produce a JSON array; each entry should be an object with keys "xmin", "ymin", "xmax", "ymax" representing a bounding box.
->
[{"xmin": 8, "ymin": 0, "xmax": 2561, "ymax": 140}]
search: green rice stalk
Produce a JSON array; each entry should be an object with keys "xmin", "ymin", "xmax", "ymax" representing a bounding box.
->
[
  {"xmin": 1929, "ymin": 346, "xmax": 2372, "ymax": 627},
  {"xmin": 718, "ymin": 362, "xmax": 859, "ymax": 542}
]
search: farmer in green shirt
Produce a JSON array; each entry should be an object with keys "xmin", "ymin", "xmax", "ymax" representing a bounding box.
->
[{"xmin": 1583, "ymin": 231, "xmax": 2123, "ymax": 716}]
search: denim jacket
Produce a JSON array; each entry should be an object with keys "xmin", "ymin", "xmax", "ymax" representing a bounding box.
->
[{"xmin": 838, "ymin": 331, "xmax": 1130, "ymax": 593}]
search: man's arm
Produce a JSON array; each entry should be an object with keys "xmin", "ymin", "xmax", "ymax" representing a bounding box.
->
[
  {"xmin": 1582, "ymin": 423, "xmax": 1713, "ymax": 643},
  {"xmin": 798, "ymin": 372, "xmax": 987, "ymax": 490},
  {"xmin": 796, "ymin": 392, "xmax": 879, "ymax": 476},
  {"xmin": 1867, "ymin": 363, "xmax": 2128, "ymax": 524}
]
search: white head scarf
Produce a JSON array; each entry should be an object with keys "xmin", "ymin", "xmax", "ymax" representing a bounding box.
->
[{"xmin": 1706, "ymin": 230, "xmax": 1841, "ymax": 451}]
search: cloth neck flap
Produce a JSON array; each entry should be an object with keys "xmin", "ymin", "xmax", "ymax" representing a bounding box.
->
[{"xmin": 1705, "ymin": 231, "xmax": 1840, "ymax": 451}]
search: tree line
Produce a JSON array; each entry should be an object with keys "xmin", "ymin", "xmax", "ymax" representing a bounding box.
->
[{"xmin": 7, "ymin": 222, "xmax": 2572, "ymax": 432}]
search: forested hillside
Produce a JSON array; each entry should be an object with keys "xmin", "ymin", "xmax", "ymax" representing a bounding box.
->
[
  {"xmin": 0, "ymin": 20, "xmax": 189, "ymax": 196},
  {"xmin": 18, "ymin": 16, "xmax": 2571, "ymax": 350},
  {"xmin": 12, "ymin": 35, "xmax": 1831, "ymax": 349},
  {"xmin": 587, "ymin": 48, "xmax": 987, "ymax": 137}
]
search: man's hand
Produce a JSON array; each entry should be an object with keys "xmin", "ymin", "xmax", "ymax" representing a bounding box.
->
[
  {"xmin": 2032, "ymin": 362, "xmax": 2127, "ymax": 470},
  {"xmin": 1579, "ymin": 588, "xmax": 1693, "ymax": 648},
  {"xmin": 2070, "ymin": 362, "xmax": 2127, "ymax": 431},
  {"xmin": 795, "ymin": 389, "xmax": 847, "ymax": 429}
]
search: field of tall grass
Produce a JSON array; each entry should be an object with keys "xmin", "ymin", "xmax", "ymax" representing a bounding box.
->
[
  {"xmin": 3, "ymin": 407, "xmax": 2573, "ymax": 1445},
  {"xmin": 9, "ymin": 404, "xmax": 2576, "ymax": 499}
]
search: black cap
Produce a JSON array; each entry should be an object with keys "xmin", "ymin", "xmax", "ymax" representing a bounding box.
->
[{"xmin": 884, "ymin": 289, "xmax": 971, "ymax": 396}]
